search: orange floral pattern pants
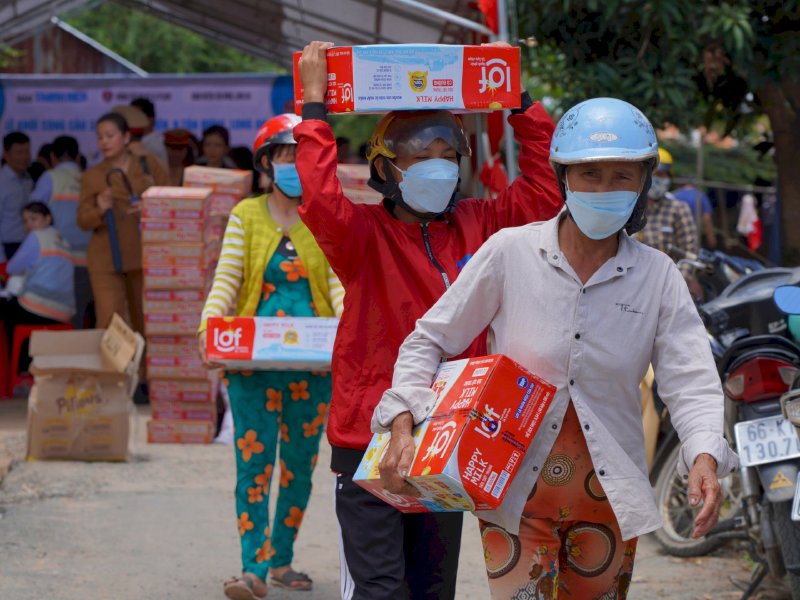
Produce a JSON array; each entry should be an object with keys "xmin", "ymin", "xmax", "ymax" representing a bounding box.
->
[
  {"xmin": 226, "ymin": 369, "xmax": 330, "ymax": 579},
  {"xmin": 479, "ymin": 403, "xmax": 637, "ymax": 600}
]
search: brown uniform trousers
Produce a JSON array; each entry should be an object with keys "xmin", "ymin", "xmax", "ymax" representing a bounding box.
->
[{"xmin": 78, "ymin": 151, "xmax": 168, "ymax": 334}]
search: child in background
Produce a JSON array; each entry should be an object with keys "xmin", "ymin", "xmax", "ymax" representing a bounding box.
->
[{"xmin": 0, "ymin": 202, "xmax": 75, "ymax": 373}]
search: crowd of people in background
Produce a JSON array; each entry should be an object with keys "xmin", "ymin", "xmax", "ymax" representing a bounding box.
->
[{"xmin": 0, "ymin": 97, "xmax": 272, "ymax": 375}]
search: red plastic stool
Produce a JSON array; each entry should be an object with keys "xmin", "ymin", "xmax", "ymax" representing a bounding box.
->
[
  {"xmin": 0, "ymin": 321, "xmax": 8, "ymax": 399},
  {"xmin": 7, "ymin": 322, "xmax": 74, "ymax": 398}
]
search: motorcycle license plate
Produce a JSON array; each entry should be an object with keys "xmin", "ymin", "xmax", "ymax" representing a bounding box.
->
[
  {"xmin": 793, "ymin": 478, "xmax": 800, "ymax": 522},
  {"xmin": 734, "ymin": 416, "xmax": 800, "ymax": 467}
]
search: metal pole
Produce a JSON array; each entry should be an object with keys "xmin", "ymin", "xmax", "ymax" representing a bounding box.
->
[
  {"xmin": 695, "ymin": 132, "xmax": 704, "ymax": 246},
  {"xmin": 496, "ymin": 0, "xmax": 518, "ymax": 181},
  {"xmin": 390, "ymin": 0, "xmax": 495, "ymax": 37}
]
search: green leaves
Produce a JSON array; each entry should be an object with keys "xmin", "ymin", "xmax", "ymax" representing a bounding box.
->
[
  {"xmin": 63, "ymin": 2, "xmax": 282, "ymax": 74},
  {"xmin": 0, "ymin": 43, "xmax": 23, "ymax": 69},
  {"xmin": 699, "ymin": 2, "xmax": 755, "ymax": 60},
  {"xmin": 515, "ymin": 0, "xmax": 797, "ymax": 136}
]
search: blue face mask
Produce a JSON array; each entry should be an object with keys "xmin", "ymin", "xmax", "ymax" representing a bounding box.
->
[
  {"xmin": 273, "ymin": 163, "xmax": 302, "ymax": 198},
  {"xmin": 391, "ymin": 158, "xmax": 459, "ymax": 215},
  {"xmin": 565, "ymin": 179, "xmax": 639, "ymax": 240},
  {"xmin": 649, "ymin": 175, "xmax": 671, "ymax": 200}
]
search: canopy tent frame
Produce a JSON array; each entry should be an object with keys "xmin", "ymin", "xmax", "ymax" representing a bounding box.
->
[{"xmin": 0, "ymin": 0, "xmax": 517, "ymax": 183}]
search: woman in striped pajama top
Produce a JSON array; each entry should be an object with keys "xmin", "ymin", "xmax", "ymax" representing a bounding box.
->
[{"xmin": 198, "ymin": 115, "xmax": 344, "ymax": 600}]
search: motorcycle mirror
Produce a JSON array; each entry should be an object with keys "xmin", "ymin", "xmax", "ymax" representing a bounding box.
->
[{"xmin": 774, "ymin": 285, "xmax": 800, "ymax": 315}]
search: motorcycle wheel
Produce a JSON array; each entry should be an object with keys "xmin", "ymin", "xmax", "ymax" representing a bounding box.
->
[
  {"xmin": 772, "ymin": 500, "xmax": 800, "ymax": 599},
  {"xmin": 652, "ymin": 441, "xmax": 738, "ymax": 557}
]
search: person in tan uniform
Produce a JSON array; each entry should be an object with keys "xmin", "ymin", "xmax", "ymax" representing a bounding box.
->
[
  {"xmin": 78, "ymin": 111, "xmax": 168, "ymax": 334},
  {"xmin": 112, "ymin": 104, "xmax": 167, "ymax": 169}
]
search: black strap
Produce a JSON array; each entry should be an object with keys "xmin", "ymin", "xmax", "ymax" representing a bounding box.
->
[{"xmin": 138, "ymin": 155, "xmax": 151, "ymax": 177}]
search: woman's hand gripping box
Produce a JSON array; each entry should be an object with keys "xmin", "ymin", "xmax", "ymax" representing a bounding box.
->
[{"xmin": 354, "ymin": 355, "xmax": 555, "ymax": 512}]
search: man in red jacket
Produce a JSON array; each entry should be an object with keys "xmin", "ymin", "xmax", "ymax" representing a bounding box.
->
[{"xmin": 296, "ymin": 41, "xmax": 562, "ymax": 600}]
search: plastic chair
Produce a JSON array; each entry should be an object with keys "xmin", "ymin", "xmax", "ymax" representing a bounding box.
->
[
  {"xmin": 0, "ymin": 321, "xmax": 8, "ymax": 399},
  {"xmin": 7, "ymin": 322, "xmax": 74, "ymax": 398}
]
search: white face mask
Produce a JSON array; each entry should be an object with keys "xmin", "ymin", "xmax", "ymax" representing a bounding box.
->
[
  {"xmin": 565, "ymin": 176, "xmax": 640, "ymax": 240},
  {"xmin": 390, "ymin": 158, "xmax": 459, "ymax": 215},
  {"xmin": 649, "ymin": 175, "xmax": 671, "ymax": 200}
]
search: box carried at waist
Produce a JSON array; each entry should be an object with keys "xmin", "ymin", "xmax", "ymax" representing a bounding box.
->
[
  {"xmin": 354, "ymin": 355, "xmax": 555, "ymax": 513},
  {"xmin": 206, "ymin": 316, "xmax": 339, "ymax": 371}
]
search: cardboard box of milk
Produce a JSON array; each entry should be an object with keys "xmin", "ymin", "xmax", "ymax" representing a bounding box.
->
[
  {"xmin": 293, "ymin": 44, "xmax": 521, "ymax": 114},
  {"xmin": 354, "ymin": 355, "xmax": 555, "ymax": 513},
  {"xmin": 205, "ymin": 316, "xmax": 339, "ymax": 371}
]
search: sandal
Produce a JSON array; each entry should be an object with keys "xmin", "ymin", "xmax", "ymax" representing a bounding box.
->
[
  {"xmin": 270, "ymin": 568, "xmax": 313, "ymax": 591},
  {"xmin": 223, "ymin": 575, "xmax": 267, "ymax": 600}
]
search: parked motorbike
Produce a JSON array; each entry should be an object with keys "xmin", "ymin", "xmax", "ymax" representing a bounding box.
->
[
  {"xmin": 723, "ymin": 333, "xmax": 800, "ymax": 597},
  {"xmin": 772, "ymin": 284, "xmax": 800, "ymax": 598},
  {"xmin": 649, "ymin": 265, "xmax": 800, "ymax": 566}
]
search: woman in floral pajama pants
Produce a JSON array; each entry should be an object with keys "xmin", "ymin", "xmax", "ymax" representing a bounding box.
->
[
  {"xmin": 227, "ymin": 368, "xmax": 330, "ymax": 581},
  {"xmin": 480, "ymin": 405, "xmax": 637, "ymax": 600},
  {"xmin": 199, "ymin": 114, "xmax": 344, "ymax": 600}
]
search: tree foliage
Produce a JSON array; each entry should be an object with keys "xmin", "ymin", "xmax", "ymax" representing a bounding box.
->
[
  {"xmin": 0, "ymin": 43, "xmax": 23, "ymax": 69},
  {"xmin": 517, "ymin": 0, "xmax": 800, "ymax": 256},
  {"xmin": 64, "ymin": 2, "xmax": 283, "ymax": 73},
  {"xmin": 518, "ymin": 1, "xmax": 796, "ymax": 130}
]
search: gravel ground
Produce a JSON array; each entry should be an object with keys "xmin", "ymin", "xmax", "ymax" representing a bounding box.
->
[{"xmin": 0, "ymin": 401, "xmax": 791, "ymax": 599}]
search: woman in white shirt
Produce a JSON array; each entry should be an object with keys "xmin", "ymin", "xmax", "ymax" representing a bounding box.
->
[{"xmin": 373, "ymin": 97, "xmax": 738, "ymax": 600}]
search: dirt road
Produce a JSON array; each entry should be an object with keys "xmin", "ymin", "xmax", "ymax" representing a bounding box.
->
[{"xmin": 0, "ymin": 402, "xmax": 790, "ymax": 599}]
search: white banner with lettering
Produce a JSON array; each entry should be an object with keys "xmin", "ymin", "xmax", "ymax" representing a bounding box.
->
[{"xmin": 0, "ymin": 74, "xmax": 294, "ymax": 161}]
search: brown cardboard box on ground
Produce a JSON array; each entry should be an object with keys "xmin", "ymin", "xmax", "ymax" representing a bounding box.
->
[{"xmin": 27, "ymin": 314, "xmax": 145, "ymax": 461}]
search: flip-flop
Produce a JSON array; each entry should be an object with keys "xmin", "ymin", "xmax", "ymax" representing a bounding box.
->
[
  {"xmin": 270, "ymin": 569, "xmax": 313, "ymax": 591},
  {"xmin": 223, "ymin": 575, "xmax": 267, "ymax": 600}
]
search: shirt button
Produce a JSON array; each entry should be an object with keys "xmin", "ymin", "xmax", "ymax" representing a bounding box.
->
[
  {"xmin": 552, "ymin": 254, "xmax": 558, "ymax": 260},
  {"xmin": 551, "ymin": 423, "xmax": 558, "ymax": 430},
  {"xmin": 533, "ymin": 466, "xmax": 539, "ymax": 472},
  {"xmin": 584, "ymin": 423, "xmax": 590, "ymax": 430},
  {"xmin": 598, "ymin": 469, "xmax": 606, "ymax": 476},
  {"xmin": 574, "ymin": 333, "xmax": 581, "ymax": 340},
  {"xmin": 582, "ymin": 288, "xmax": 586, "ymax": 294},
  {"xmin": 616, "ymin": 267, "xmax": 623, "ymax": 272},
  {"xmin": 569, "ymin": 379, "xmax": 575, "ymax": 386}
]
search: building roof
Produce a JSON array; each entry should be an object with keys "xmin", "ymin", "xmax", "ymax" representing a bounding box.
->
[{"xmin": 0, "ymin": 0, "xmax": 492, "ymax": 69}]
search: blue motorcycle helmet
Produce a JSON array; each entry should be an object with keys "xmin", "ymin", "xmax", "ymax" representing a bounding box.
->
[{"xmin": 549, "ymin": 97, "xmax": 660, "ymax": 235}]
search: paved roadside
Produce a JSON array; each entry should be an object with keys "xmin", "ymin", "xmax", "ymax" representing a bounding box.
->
[{"xmin": 0, "ymin": 400, "xmax": 791, "ymax": 599}]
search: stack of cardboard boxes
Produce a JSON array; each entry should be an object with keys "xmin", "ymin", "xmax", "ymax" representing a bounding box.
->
[{"xmin": 141, "ymin": 168, "xmax": 252, "ymax": 444}]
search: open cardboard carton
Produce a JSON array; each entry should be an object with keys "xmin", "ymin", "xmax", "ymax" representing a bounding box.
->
[{"xmin": 26, "ymin": 314, "xmax": 145, "ymax": 461}]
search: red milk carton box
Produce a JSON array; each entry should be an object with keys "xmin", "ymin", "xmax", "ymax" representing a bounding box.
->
[
  {"xmin": 147, "ymin": 420, "xmax": 215, "ymax": 444},
  {"xmin": 293, "ymin": 44, "xmax": 521, "ymax": 114},
  {"xmin": 141, "ymin": 187, "xmax": 212, "ymax": 221},
  {"xmin": 141, "ymin": 220, "xmax": 205, "ymax": 244},
  {"xmin": 354, "ymin": 355, "xmax": 555, "ymax": 513},
  {"xmin": 205, "ymin": 316, "xmax": 338, "ymax": 371},
  {"xmin": 143, "ymin": 289, "xmax": 206, "ymax": 315},
  {"xmin": 150, "ymin": 400, "xmax": 217, "ymax": 422},
  {"xmin": 149, "ymin": 378, "xmax": 217, "ymax": 403}
]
